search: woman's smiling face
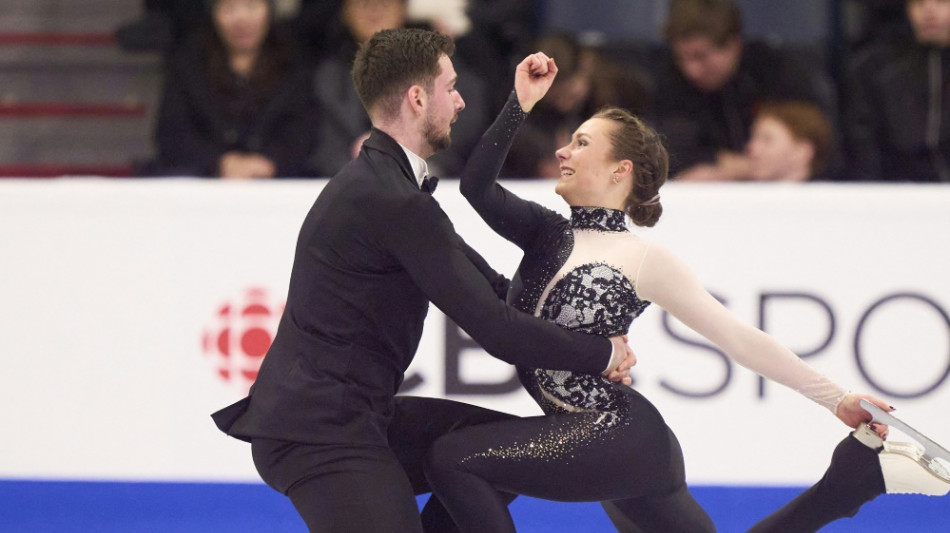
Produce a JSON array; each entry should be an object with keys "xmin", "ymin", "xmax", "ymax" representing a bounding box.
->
[{"xmin": 554, "ymin": 117, "xmax": 621, "ymax": 206}]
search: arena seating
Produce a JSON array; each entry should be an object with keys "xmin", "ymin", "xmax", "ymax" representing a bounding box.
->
[{"xmin": 0, "ymin": 0, "xmax": 161, "ymax": 177}]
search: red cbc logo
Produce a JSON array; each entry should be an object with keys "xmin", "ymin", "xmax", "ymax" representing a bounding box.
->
[{"xmin": 202, "ymin": 287, "xmax": 285, "ymax": 393}]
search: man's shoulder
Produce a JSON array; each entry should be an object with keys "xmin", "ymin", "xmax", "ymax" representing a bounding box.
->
[{"xmin": 330, "ymin": 157, "xmax": 439, "ymax": 214}]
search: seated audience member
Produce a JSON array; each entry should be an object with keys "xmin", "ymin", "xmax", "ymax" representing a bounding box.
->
[
  {"xmin": 308, "ymin": 0, "xmax": 489, "ymax": 177},
  {"xmin": 147, "ymin": 0, "xmax": 317, "ymax": 179},
  {"xmin": 458, "ymin": 0, "xmax": 542, "ymax": 111},
  {"xmin": 745, "ymin": 101, "xmax": 834, "ymax": 182},
  {"xmin": 116, "ymin": 0, "xmax": 208, "ymax": 53},
  {"xmin": 844, "ymin": 0, "xmax": 914, "ymax": 52},
  {"xmin": 650, "ymin": 0, "xmax": 835, "ymax": 181},
  {"xmin": 677, "ymin": 100, "xmax": 834, "ymax": 182},
  {"xmin": 408, "ymin": 0, "xmax": 542, "ymax": 111},
  {"xmin": 118, "ymin": 0, "xmax": 335, "ymax": 54},
  {"xmin": 843, "ymin": 0, "xmax": 950, "ymax": 182},
  {"xmin": 504, "ymin": 31, "xmax": 650, "ymax": 178},
  {"xmin": 291, "ymin": 0, "xmax": 346, "ymax": 64}
]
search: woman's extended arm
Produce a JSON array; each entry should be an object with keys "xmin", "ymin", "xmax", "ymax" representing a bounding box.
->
[{"xmin": 635, "ymin": 241, "xmax": 848, "ymax": 414}]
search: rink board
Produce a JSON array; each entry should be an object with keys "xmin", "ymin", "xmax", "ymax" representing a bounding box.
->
[{"xmin": 0, "ymin": 179, "xmax": 948, "ymax": 529}]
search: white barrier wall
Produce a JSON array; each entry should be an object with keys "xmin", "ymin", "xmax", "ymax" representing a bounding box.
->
[{"xmin": 1, "ymin": 179, "xmax": 948, "ymax": 486}]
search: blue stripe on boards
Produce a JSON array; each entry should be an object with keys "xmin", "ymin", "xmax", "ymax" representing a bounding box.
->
[{"xmin": 0, "ymin": 480, "xmax": 946, "ymax": 532}]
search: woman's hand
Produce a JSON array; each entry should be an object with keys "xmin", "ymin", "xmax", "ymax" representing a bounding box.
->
[
  {"xmin": 514, "ymin": 52, "xmax": 558, "ymax": 113},
  {"xmin": 219, "ymin": 152, "xmax": 276, "ymax": 179},
  {"xmin": 836, "ymin": 392, "xmax": 893, "ymax": 438}
]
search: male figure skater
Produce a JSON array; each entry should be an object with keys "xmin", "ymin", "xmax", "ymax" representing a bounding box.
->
[{"xmin": 211, "ymin": 28, "xmax": 634, "ymax": 532}]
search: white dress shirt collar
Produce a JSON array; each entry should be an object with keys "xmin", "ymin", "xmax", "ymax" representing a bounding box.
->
[{"xmin": 398, "ymin": 143, "xmax": 430, "ymax": 189}]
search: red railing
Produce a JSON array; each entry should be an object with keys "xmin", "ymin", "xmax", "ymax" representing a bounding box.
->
[
  {"xmin": 0, "ymin": 32, "xmax": 117, "ymax": 46},
  {"xmin": 0, "ymin": 164, "xmax": 136, "ymax": 178}
]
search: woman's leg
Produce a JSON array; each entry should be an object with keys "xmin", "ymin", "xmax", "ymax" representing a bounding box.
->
[
  {"xmin": 389, "ymin": 396, "xmax": 520, "ymax": 532},
  {"xmin": 746, "ymin": 431, "xmax": 885, "ymax": 533},
  {"xmin": 424, "ymin": 396, "xmax": 705, "ymax": 533},
  {"xmin": 600, "ymin": 425, "xmax": 715, "ymax": 532},
  {"xmin": 602, "ymin": 483, "xmax": 716, "ymax": 533}
]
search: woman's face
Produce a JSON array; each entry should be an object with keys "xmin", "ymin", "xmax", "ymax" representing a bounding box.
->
[
  {"xmin": 554, "ymin": 118, "xmax": 622, "ymax": 206},
  {"xmin": 745, "ymin": 115, "xmax": 811, "ymax": 181},
  {"xmin": 214, "ymin": 0, "xmax": 271, "ymax": 55},
  {"xmin": 343, "ymin": 0, "xmax": 407, "ymax": 43},
  {"xmin": 908, "ymin": 0, "xmax": 950, "ymax": 47}
]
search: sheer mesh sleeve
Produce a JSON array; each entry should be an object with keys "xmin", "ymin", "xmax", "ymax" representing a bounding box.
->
[{"xmin": 634, "ymin": 242, "xmax": 847, "ymax": 414}]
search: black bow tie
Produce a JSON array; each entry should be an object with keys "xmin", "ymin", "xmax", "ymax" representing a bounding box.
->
[{"xmin": 421, "ymin": 175, "xmax": 439, "ymax": 194}]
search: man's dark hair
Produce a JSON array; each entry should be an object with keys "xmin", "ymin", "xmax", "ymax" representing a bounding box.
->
[
  {"xmin": 664, "ymin": 0, "xmax": 743, "ymax": 46},
  {"xmin": 352, "ymin": 28, "xmax": 455, "ymax": 120}
]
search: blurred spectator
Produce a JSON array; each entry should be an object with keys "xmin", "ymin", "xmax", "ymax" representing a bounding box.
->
[
  {"xmin": 308, "ymin": 0, "xmax": 490, "ymax": 177},
  {"xmin": 117, "ymin": 0, "xmax": 337, "ymax": 55},
  {"xmin": 408, "ymin": 0, "xmax": 541, "ymax": 111},
  {"xmin": 292, "ymin": 0, "xmax": 347, "ymax": 64},
  {"xmin": 842, "ymin": 0, "xmax": 950, "ymax": 182},
  {"xmin": 744, "ymin": 101, "xmax": 834, "ymax": 182},
  {"xmin": 649, "ymin": 0, "xmax": 835, "ymax": 181},
  {"xmin": 408, "ymin": 0, "xmax": 471, "ymax": 37},
  {"xmin": 504, "ymin": 31, "xmax": 650, "ymax": 178},
  {"xmin": 841, "ymin": 0, "xmax": 913, "ymax": 54},
  {"xmin": 461, "ymin": 0, "xmax": 541, "ymax": 111},
  {"xmin": 116, "ymin": 0, "xmax": 208, "ymax": 53},
  {"xmin": 145, "ymin": 0, "xmax": 317, "ymax": 178},
  {"xmin": 682, "ymin": 100, "xmax": 834, "ymax": 182}
]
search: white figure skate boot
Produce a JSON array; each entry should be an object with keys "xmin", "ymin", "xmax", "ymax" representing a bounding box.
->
[{"xmin": 855, "ymin": 400, "xmax": 950, "ymax": 496}]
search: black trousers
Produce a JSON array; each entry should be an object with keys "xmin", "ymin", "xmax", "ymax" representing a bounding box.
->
[
  {"xmin": 424, "ymin": 388, "xmax": 886, "ymax": 533},
  {"xmin": 424, "ymin": 386, "xmax": 716, "ymax": 533},
  {"xmin": 251, "ymin": 396, "xmax": 517, "ymax": 533},
  {"xmin": 253, "ymin": 395, "xmax": 884, "ymax": 533},
  {"xmin": 746, "ymin": 433, "xmax": 885, "ymax": 533}
]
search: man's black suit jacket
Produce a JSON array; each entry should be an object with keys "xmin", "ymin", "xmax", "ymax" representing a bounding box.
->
[{"xmin": 212, "ymin": 127, "xmax": 612, "ymax": 447}]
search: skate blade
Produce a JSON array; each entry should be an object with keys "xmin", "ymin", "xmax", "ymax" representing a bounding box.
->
[{"xmin": 860, "ymin": 399, "xmax": 950, "ymax": 473}]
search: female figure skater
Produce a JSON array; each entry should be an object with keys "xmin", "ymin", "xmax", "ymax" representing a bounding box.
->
[{"xmin": 422, "ymin": 54, "xmax": 943, "ymax": 532}]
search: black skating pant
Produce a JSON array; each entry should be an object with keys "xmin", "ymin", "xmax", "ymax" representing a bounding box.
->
[
  {"xmin": 424, "ymin": 386, "xmax": 716, "ymax": 533},
  {"xmin": 425, "ymin": 387, "xmax": 886, "ymax": 533}
]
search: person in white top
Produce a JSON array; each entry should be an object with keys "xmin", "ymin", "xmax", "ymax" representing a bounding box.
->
[{"xmin": 423, "ymin": 53, "xmax": 948, "ymax": 533}]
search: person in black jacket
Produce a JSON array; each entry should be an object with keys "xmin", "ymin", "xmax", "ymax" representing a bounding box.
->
[
  {"xmin": 211, "ymin": 28, "xmax": 635, "ymax": 532},
  {"xmin": 842, "ymin": 0, "xmax": 950, "ymax": 182},
  {"xmin": 147, "ymin": 0, "xmax": 317, "ymax": 178},
  {"xmin": 650, "ymin": 0, "xmax": 836, "ymax": 181}
]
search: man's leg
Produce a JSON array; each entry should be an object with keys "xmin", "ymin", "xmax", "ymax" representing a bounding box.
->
[
  {"xmin": 252, "ymin": 438, "xmax": 423, "ymax": 533},
  {"xmin": 389, "ymin": 396, "xmax": 520, "ymax": 532}
]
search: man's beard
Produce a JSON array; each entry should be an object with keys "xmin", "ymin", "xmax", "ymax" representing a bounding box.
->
[{"xmin": 423, "ymin": 114, "xmax": 453, "ymax": 153}]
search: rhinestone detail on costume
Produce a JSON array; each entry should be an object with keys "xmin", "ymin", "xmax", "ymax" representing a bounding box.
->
[
  {"xmin": 464, "ymin": 411, "xmax": 618, "ymax": 462},
  {"xmin": 460, "ymin": 103, "xmax": 651, "ymax": 464}
]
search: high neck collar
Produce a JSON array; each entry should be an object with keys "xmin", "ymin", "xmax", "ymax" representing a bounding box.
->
[{"xmin": 570, "ymin": 206, "xmax": 628, "ymax": 232}]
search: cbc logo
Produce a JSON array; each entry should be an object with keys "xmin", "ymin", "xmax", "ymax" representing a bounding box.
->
[{"xmin": 202, "ymin": 287, "xmax": 284, "ymax": 393}]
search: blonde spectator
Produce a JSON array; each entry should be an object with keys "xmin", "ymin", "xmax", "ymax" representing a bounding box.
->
[{"xmin": 746, "ymin": 101, "xmax": 833, "ymax": 182}]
